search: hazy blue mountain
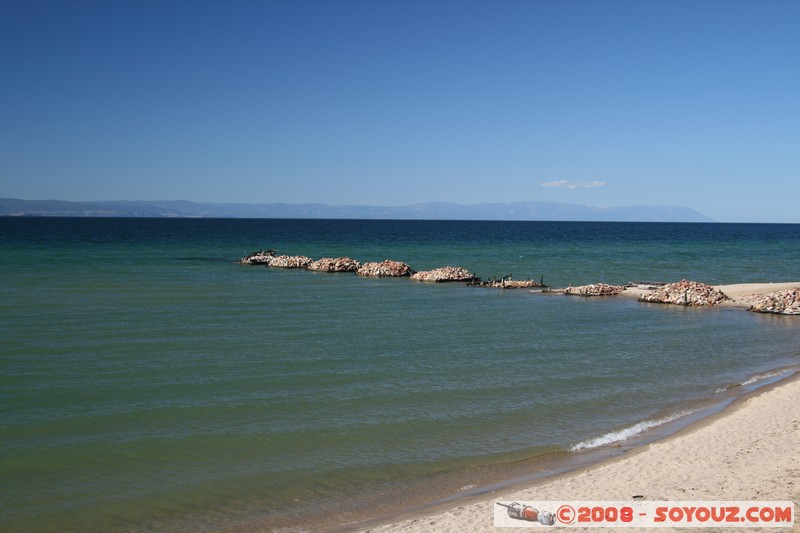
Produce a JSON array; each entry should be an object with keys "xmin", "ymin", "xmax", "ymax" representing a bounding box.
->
[{"xmin": 0, "ymin": 198, "xmax": 714, "ymax": 222}]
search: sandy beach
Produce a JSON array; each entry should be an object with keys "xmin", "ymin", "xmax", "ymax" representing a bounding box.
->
[{"xmin": 356, "ymin": 283, "xmax": 800, "ymax": 533}]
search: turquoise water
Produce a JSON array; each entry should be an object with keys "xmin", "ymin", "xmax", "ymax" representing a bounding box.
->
[{"xmin": 2, "ymin": 218, "xmax": 800, "ymax": 532}]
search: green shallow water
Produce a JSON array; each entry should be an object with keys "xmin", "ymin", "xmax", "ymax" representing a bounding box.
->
[{"xmin": 1, "ymin": 218, "xmax": 799, "ymax": 532}]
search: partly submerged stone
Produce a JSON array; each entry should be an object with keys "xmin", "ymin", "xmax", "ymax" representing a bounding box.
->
[
  {"xmin": 563, "ymin": 283, "xmax": 625, "ymax": 297},
  {"xmin": 266, "ymin": 255, "xmax": 313, "ymax": 269},
  {"xmin": 307, "ymin": 257, "xmax": 361, "ymax": 272},
  {"xmin": 410, "ymin": 266, "xmax": 477, "ymax": 283},
  {"xmin": 240, "ymin": 250, "xmax": 276, "ymax": 265},
  {"xmin": 356, "ymin": 260, "xmax": 415, "ymax": 277},
  {"xmin": 638, "ymin": 279, "xmax": 729, "ymax": 306},
  {"xmin": 468, "ymin": 275, "xmax": 545, "ymax": 289},
  {"xmin": 749, "ymin": 288, "xmax": 800, "ymax": 315}
]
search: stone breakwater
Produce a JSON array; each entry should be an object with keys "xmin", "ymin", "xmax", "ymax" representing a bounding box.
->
[
  {"xmin": 748, "ymin": 288, "xmax": 800, "ymax": 315},
  {"xmin": 239, "ymin": 251, "xmax": 798, "ymax": 315},
  {"xmin": 307, "ymin": 257, "xmax": 361, "ymax": 272},
  {"xmin": 267, "ymin": 255, "xmax": 313, "ymax": 269},
  {"xmin": 638, "ymin": 279, "xmax": 730, "ymax": 307},
  {"xmin": 356, "ymin": 260, "xmax": 415, "ymax": 278},
  {"xmin": 561, "ymin": 283, "xmax": 625, "ymax": 297},
  {"xmin": 240, "ymin": 250, "xmax": 276, "ymax": 265},
  {"xmin": 240, "ymin": 250, "xmax": 537, "ymax": 287},
  {"xmin": 410, "ymin": 266, "xmax": 478, "ymax": 283},
  {"xmin": 467, "ymin": 275, "xmax": 545, "ymax": 289}
]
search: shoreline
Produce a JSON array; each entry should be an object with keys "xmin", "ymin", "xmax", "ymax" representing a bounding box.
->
[
  {"xmin": 328, "ymin": 282, "xmax": 800, "ymax": 533},
  {"xmin": 345, "ymin": 370, "xmax": 800, "ymax": 532}
]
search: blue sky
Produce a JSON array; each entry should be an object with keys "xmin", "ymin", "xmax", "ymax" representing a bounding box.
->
[{"xmin": 1, "ymin": 0, "xmax": 798, "ymax": 222}]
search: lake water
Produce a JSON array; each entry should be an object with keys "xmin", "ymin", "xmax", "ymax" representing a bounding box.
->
[{"xmin": 2, "ymin": 218, "xmax": 799, "ymax": 532}]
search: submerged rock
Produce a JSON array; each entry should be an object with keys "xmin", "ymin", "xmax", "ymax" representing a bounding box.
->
[
  {"xmin": 356, "ymin": 260, "xmax": 415, "ymax": 277},
  {"xmin": 563, "ymin": 283, "xmax": 625, "ymax": 297},
  {"xmin": 638, "ymin": 279, "xmax": 729, "ymax": 306},
  {"xmin": 749, "ymin": 288, "xmax": 800, "ymax": 315},
  {"xmin": 307, "ymin": 257, "xmax": 362, "ymax": 272},
  {"xmin": 410, "ymin": 266, "xmax": 477, "ymax": 283}
]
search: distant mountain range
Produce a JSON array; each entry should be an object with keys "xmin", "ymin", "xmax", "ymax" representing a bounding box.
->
[{"xmin": 0, "ymin": 198, "xmax": 714, "ymax": 222}]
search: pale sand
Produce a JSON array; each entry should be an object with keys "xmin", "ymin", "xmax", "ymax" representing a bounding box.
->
[
  {"xmin": 362, "ymin": 283, "xmax": 800, "ymax": 533},
  {"xmin": 716, "ymin": 282, "xmax": 800, "ymax": 309}
]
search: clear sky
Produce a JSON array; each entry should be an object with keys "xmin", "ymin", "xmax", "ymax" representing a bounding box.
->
[{"xmin": 2, "ymin": 0, "xmax": 798, "ymax": 222}]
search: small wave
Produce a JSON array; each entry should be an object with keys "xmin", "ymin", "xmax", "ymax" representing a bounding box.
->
[
  {"xmin": 714, "ymin": 369, "xmax": 791, "ymax": 394},
  {"xmin": 740, "ymin": 369, "xmax": 790, "ymax": 387},
  {"xmin": 570, "ymin": 410, "xmax": 698, "ymax": 451}
]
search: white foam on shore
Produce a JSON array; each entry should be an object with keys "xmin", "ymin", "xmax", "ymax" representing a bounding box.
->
[
  {"xmin": 570, "ymin": 410, "xmax": 698, "ymax": 451},
  {"xmin": 715, "ymin": 369, "xmax": 792, "ymax": 394},
  {"xmin": 740, "ymin": 369, "xmax": 790, "ymax": 386}
]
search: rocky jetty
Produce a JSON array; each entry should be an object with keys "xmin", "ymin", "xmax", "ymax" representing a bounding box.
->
[
  {"xmin": 469, "ymin": 275, "xmax": 545, "ymax": 289},
  {"xmin": 748, "ymin": 288, "xmax": 800, "ymax": 315},
  {"xmin": 356, "ymin": 260, "xmax": 415, "ymax": 277},
  {"xmin": 266, "ymin": 255, "xmax": 313, "ymax": 269},
  {"xmin": 240, "ymin": 250, "xmax": 275, "ymax": 265},
  {"xmin": 307, "ymin": 257, "xmax": 361, "ymax": 272},
  {"xmin": 239, "ymin": 249, "xmax": 799, "ymax": 317},
  {"xmin": 638, "ymin": 279, "xmax": 729, "ymax": 306},
  {"xmin": 563, "ymin": 283, "xmax": 625, "ymax": 297},
  {"xmin": 410, "ymin": 266, "xmax": 477, "ymax": 283}
]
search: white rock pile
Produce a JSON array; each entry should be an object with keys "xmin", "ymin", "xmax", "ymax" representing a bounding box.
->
[
  {"xmin": 240, "ymin": 250, "xmax": 275, "ymax": 265},
  {"xmin": 563, "ymin": 283, "xmax": 625, "ymax": 297},
  {"xmin": 638, "ymin": 279, "xmax": 729, "ymax": 306},
  {"xmin": 307, "ymin": 257, "xmax": 361, "ymax": 272},
  {"xmin": 356, "ymin": 260, "xmax": 415, "ymax": 277},
  {"xmin": 410, "ymin": 266, "xmax": 477, "ymax": 283},
  {"xmin": 748, "ymin": 288, "xmax": 800, "ymax": 315},
  {"xmin": 263, "ymin": 255, "xmax": 313, "ymax": 268}
]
